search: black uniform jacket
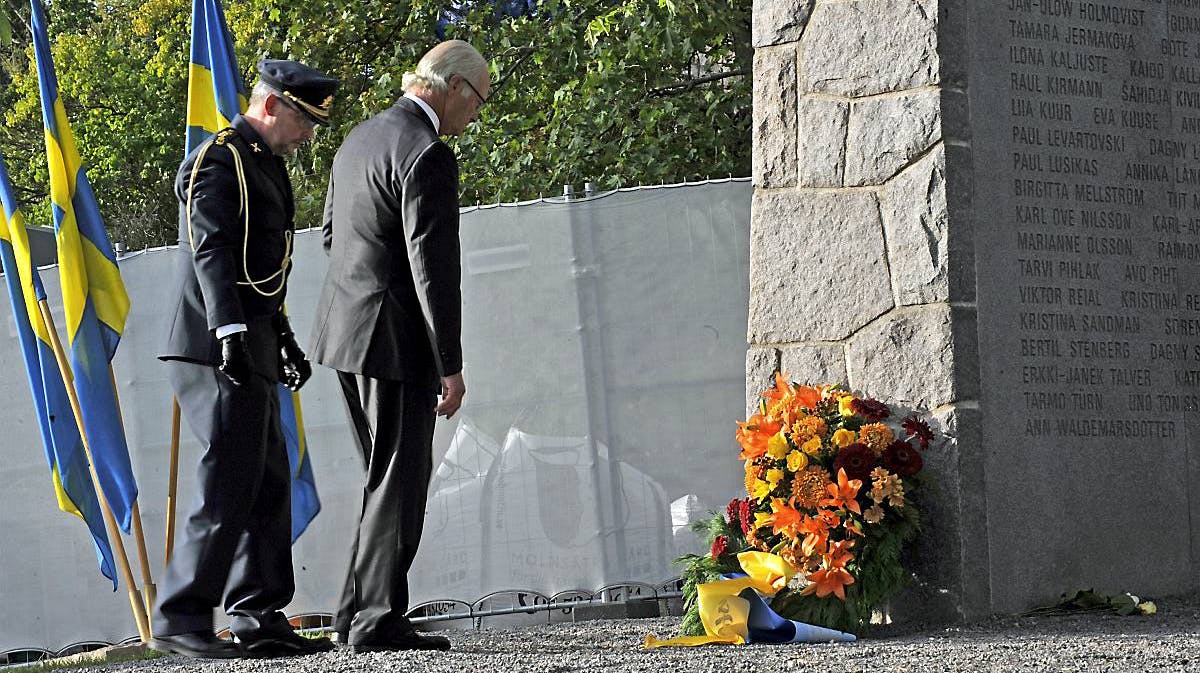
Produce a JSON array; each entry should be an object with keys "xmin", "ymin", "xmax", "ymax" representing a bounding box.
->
[
  {"xmin": 160, "ymin": 115, "xmax": 293, "ymax": 376},
  {"xmin": 309, "ymin": 97, "xmax": 463, "ymax": 387}
]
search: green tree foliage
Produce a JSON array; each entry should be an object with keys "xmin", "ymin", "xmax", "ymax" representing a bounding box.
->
[{"xmin": 1, "ymin": 0, "xmax": 750, "ymax": 250}]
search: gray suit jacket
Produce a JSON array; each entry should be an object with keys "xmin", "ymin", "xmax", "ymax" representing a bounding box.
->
[{"xmin": 309, "ymin": 97, "xmax": 463, "ymax": 387}]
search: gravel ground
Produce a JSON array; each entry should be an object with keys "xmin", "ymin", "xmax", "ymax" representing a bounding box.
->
[{"xmin": 80, "ymin": 594, "xmax": 1200, "ymax": 673}]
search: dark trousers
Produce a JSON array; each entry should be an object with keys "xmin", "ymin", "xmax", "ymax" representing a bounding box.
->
[
  {"xmin": 153, "ymin": 360, "xmax": 295, "ymax": 639},
  {"xmin": 333, "ymin": 371, "xmax": 436, "ymax": 643}
]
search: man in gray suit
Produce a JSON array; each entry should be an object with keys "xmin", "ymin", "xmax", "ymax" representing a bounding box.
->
[{"xmin": 309, "ymin": 40, "xmax": 488, "ymax": 653}]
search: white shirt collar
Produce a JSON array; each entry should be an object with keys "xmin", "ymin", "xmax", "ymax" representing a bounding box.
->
[{"xmin": 403, "ymin": 93, "xmax": 440, "ymax": 134}]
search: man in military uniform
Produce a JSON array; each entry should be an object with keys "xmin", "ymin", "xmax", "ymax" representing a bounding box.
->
[{"xmin": 151, "ymin": 59, "xmax": 337, "ymax": 659}]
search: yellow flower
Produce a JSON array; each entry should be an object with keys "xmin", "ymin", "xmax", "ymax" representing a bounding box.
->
[
  {"xmin": 767, "ymin": 431, "xmax": 790, "ymax": 460},
  {"xmin": 838, "ymin": 395, "xmax": 857, "ymax": 417},
  {"xmin": 766, "ymin": 468, "xmax": 785, "ymax": 488},
  {"xmin": 1138, "ymin": 601, "xmax": 1157, "ymax": 615},
  {"xmin": 831, "ymin": 428, "xmax": 856, "ymax": 448},
  {"xmin": 751, "ymin": 478, "xmax": 774, "ymax": 501},
  {"xmin": 754, "ymin": 511, "xmax": 774, "ymax": 530},
  {"xmin": 864, "ymin": 505, "xmax": 884, "ymax": 524},
  {"xmin": 786, "ymin": 450, "xmax": 808, "ymax": 472},
  {"xmin": 801, "ymin": 435, "xmax": 822, "ymax": 455}
]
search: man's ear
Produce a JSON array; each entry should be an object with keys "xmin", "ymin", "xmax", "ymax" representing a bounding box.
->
[{"xmin": 263, "ymin": 93, "xmax": 281, "ymax": 117}]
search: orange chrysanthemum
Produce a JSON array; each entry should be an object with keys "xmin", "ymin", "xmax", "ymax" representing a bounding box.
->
[
  {"xmin": 858, "ymin": 423, "xmax": 894, "ymax": 455},
  {"xmin": 790, "ymin": 466, "xmax": 830, "ymax": 510},
  {"xmin": 790, "ymin": 416, "xmax": 828, "ymax": 444},
  {"xmin": 744, "ymin": 461, "xmax": 764, "ymax": 495}
]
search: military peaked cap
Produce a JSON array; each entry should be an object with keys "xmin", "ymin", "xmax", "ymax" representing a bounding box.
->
[{"xmin": 257, "ymin": 59, "xmax": 339, "ymax": 125}]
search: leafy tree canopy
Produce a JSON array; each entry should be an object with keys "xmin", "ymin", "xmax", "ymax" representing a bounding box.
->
[{"xmin": 0, "ymin": 0, "xmax": 750, "ymax": 249}]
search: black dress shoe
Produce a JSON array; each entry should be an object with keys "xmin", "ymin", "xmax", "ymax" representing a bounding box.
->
[
  {"xmin": 238, "ymin": 630, "xmax": 335, "ymax": 658},
  {"xmin": 150, "ymin": 631, "xmax": 241, "ymax": 659},
  {"xmin": 349, "ymin": 631, "xmax": 451, "ymax": 653}
]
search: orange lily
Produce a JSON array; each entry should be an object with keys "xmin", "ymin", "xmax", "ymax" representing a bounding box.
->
[
  {"xmin": 802, "ymin": 540, "xmax": 858, "ymax": 600},
  {"xmin": 827, "ymin": 538, "xmax": 856, "ymax": 567},
  {"xmin": 761, "ymin": 371, "xmax": 794, "ymax": 410},
  {"xmin": 762, "ymin": 372, "xmax": 824, "ymax": 424},
  {"xmin": 797, "ymin": 513, "xmax": 834, "ymax": 557},
  {"xmin": 802, "ymin": 564, "xmax": 856, "ymax": 600},
  {"xmin": 843, "ymin": 518, "xmax": 864, "ymax": 537},
  {"xmin": 737, "ymin": 414, "xmax": 782, "ymax": 461},
  {"xmin": 820, "ymin": 468, "xmax": 863, "ymax": 515},
  {"xmin": 770, "ymin": 498, "xmax": 802, "ymax": 536},
  {"xmin": 793, "ymin": 384, "xmax": 822, "ymax": 411}
]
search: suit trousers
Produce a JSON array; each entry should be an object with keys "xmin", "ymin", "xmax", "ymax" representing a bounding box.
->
[
  {"xmin": 153, "ymin": 360, "xmax": 295, "ymax": 639},
  {"xmin": 333, "ymin": 371, "xmax": 437, "ymax": 642}
]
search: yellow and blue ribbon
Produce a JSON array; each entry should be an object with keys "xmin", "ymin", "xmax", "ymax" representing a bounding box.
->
[{"xmin": 644, "ymin": 552, "xmax": 856, "ymax": 647}]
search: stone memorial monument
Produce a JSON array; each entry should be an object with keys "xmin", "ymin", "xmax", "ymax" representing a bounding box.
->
[{"xmin": 749, "ymin": 0, "xmax": 1200, "ymax": 619}]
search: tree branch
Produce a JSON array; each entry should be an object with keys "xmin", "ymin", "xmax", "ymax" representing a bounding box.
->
[
  {"xmin": 647, "ymin": 68, "xmax": 748, "ymax": 97},
  {"xmin": 490, "ymin": 45, "xmax": 535, "ymax": 98}
]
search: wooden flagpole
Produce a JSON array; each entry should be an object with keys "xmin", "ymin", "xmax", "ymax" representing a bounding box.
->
[
  {"xmin": 108, "ymin": 368, "xmax": 157, "ymax": 623},
  {"xmin": 164, "ymin": 397, "xmax": 181, "ymax": 566},
  {"xmin": 37, "ymin": 300, "xmax": 151, "ymax": 642}
]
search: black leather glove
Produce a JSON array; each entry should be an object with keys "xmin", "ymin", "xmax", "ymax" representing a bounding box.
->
[
  {"xmin": 274, "ymin": 314, "xmax": 311, "ymax": 391},
  {"xmin": 217, "ymin": 332, "xmax": 253, "ymax": 387}
]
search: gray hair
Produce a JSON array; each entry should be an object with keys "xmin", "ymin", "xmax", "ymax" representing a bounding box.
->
[
  {"xmin": 248, "ymin": 81, "xmax": 274, "ymax": 107},
  {"xmin": 401, "ymin": 40, "xmax": 487, "ymax": 96}
]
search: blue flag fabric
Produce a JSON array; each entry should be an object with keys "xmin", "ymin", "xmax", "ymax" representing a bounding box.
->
[
  {"xmin": 0, "ymin": 152, "xmax": 117, "ymax": 588},
  {"xmin": 186, "ymin": 0, "xmax": 245, "ymax": 152},
  {"xmin": 187, "ymin": 0, "xmax": 319, "ymax": 541},
  {"xmin": 31, "ymin": 0, "xmax": 138, "ymax": 534}
]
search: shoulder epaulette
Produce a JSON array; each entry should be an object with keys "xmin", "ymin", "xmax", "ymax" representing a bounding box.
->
[{"xmin": 213, "ymin": 128, "xmax": 238, "ymax": 146}]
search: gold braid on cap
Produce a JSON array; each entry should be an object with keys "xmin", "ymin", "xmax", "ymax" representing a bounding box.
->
[{"xmin": 281, "ymin": 90, "xmax": 331, "ymax": 120}]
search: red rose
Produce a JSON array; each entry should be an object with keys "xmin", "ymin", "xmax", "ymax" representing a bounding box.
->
[
  {"xmin": 711, "ymin": 534, "xmax": 729, "ymax": 558},
  {"xmin": 738, "ymin": 499, "xmax": 753, "ymax": 535},
  {"xmin": 833, "ymin": 443, "xmax": 877, "ymax": 482},
  {"xmin": 882, "ymin": 439, "xmax": 923, "ymax": 476},
  {"xmin": 851, "ymin": 397, "xmax": 890, "ymax": 422},
  {"xmin": 902, "ymin": 414, "xmax": 934, "ymax": 450}
]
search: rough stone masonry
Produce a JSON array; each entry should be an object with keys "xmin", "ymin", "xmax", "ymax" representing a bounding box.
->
[{"xmin": 748, "ymin": 0, "xmax": 1200, "ymax": 621}]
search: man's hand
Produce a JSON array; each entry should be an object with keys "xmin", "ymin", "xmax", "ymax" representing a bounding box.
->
[
  {"xmin": 435, "ymin": 372, "xmax": 465, "ymax": 419},
  {"xmin": 279, "ymin": 334, "xmax": 312, "ymax": 391},
  {"xmin": 217, "ymin": 332, "xmax": 253, "ymax": 386}
]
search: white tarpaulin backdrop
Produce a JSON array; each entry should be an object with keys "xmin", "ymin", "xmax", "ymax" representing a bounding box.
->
[{"xmin": 0, "ymin": 179, "xmax": 749, "ymax": 652}]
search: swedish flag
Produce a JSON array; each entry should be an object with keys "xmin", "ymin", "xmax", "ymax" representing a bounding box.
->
[
  {"xmin": 0, "ymin": 152, "xmax": 117, "ymax": 587},
  {"xmin": 31, "ymin": 0, "xmax": 138, "ymax": 533},
  {"xmin": 185, "ymin": 0, "xmax": 245, "ymax": 152},
  {"xmin": 187, "ymin": 0, "xmax": 320, "ymax": 541}
]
